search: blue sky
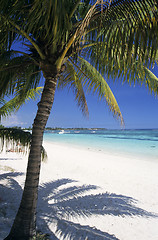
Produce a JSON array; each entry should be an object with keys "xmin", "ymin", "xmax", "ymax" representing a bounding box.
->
[{"xmin": 2, "ymin": 65, "xmax": 158, "ymax": 129}]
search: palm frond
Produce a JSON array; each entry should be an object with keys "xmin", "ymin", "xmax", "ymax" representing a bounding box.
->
[
  {"xmin": 0, "ymin": 87, "xmax": 43, "ymax": 120},
  {"xmin": 0, "ymin": 128, "xmax": 31, "ymax": 154},
  {"xmin": 80, "ymin": 39, "xmax": 158, "ymax": 96},
  {"xmin": 0, "ymin": 0, "xmax": 158, "ymax": 126},
  {"xmin": 0, "ymin": 52, "xmax": 41, "ymax": 97},
  {"xmin": 81, "ymin": 0, "xmax": 158, "ymax": 76},
  {"xmin": 58, "ymin": 59, "xmax": 89, "ymax": 116},
  {"xmin": 59, "ymin": 56, "xmax": 124, "ymax": 124},
  {"xmin": 0, "ymin": 0, "xmax": 80, "ymax": 55},
  {"xmin": 0, "ymin": 127, "xmax": 47, "ymax": 161},
  {"xmin": 77, "ymin": 57, "xmax": 124, "ymax": 125},
  {"xmin": 137, "ymin": 65, "xmax": 158, "ymax": 96},
  {"xmin": 101, "ymin": 53, "xmax": 158, "ymax": 96}
]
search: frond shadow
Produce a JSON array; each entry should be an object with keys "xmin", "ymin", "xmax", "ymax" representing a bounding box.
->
[
  {"xmin": 1, "ymin": 174, "xmax": 157, "ymax": 240},
  {"xmin": 56, "ymin": 218, "xmax": 118, "ymax": 240},
  {"xmin": 37, "ymin": 178, "xmax": 158, "ymax": 240},
  {"xmin": 0, "ymin": 171, "xmax": 23, "ymax": 181}
]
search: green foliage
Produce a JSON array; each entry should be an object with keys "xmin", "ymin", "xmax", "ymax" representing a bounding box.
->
[
  {"xmin": 78, "ymin": 57, "xmax": 124, "ymax": 124},
  {"xmin": 0, "ymin": 87, "xmax": 43, "ymax": 120},
  {"xmin": 0, "ymin": 128, "xmax": 47, "ymax": 161},
  {"xmin": 0, "ymin": 52, "xmax": 41, "ymax": 97},
  {"xmin": 31, "ymin": 232, "xmax": 50, "ymax": 240},
  {"xmin": 59, "ymin": 57, "xmax": 124, "ymax": 124},
  {"xmin": 58, "ymin": 59, "xmax": 89, "ymax": 116},
  {"xmin": 87, "ymin": 0, "xmax": 158, "ymax": 70},
  {"xmin": 0, "ymin": 0, "xmax": 158, "ymax": 125},
  {"xmin": 0, "ymin": 128, "xmax": 31, "ymax": 153}
]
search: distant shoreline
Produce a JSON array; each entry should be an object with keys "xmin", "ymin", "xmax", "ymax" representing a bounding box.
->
[
  {"xmin": 1, "ymin": 126, "xmax": 158, "ymax": 131},
  {"xmin": 25, "ymin": 127, "xmax": 158, "ymax": 131}
]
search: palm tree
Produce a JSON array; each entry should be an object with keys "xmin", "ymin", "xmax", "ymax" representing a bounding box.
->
[{"xmin": 0, "ymin": 0, "xmax": 158, "ymax": 239}]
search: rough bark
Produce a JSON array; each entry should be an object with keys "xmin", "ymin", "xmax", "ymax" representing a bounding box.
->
[{"xmin": 4, "ymin": 69, "xmax": 58, "ymax": 240}]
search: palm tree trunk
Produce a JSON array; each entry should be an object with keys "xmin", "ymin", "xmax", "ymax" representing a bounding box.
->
[{"xmin": 4, "ymin": 71, "xmax": 58, "ymax": 240}]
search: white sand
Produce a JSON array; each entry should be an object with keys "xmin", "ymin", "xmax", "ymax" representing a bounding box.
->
[{"xmin": 0, "ymin": 141, "xmax": 158, "ymax": 240}]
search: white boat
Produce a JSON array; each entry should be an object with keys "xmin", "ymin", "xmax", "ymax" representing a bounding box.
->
[{"xmin": 58, "ymin": 130, "xmax": 64, "ymax": 134}]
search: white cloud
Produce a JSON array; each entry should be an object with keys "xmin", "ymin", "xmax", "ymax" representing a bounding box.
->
[{"xmin": 1, "ymin": 114, "xmax": 27, "ymax": 127}]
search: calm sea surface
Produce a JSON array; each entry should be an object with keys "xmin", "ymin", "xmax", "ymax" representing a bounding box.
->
[{"xmin": 44, "ymin": 129, "xmax": 158, "ymax": 161}]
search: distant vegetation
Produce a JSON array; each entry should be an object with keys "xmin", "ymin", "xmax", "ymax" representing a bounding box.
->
[
  {"xmin": 45, "ymin": 127, "xmax": 107, "ymax": 131},
  {"xmin": 0, "ymin": 125, "xmax": 107, "ymax": 131}
]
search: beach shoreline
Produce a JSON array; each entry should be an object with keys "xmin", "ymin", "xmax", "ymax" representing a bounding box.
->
[{"xmin": 0, "ymin": 141, "xmax": 158, "ymax": 239}]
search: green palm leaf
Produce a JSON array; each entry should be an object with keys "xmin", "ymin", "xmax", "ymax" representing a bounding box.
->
[
  {"xmin": 58, "ymin": 60, "xmax": 89, "ymax": 116},
  {"xmin": 0, "ymin": 52, "xmax": 41, "ymax": 97},
  {"xmin": 82, "ymin": 1, "xmax": 158, "ymax": 81},
  {"xmin": 0, "ymin": 87, "xmax": 43, "ymax": 120},
  {"xmin": 139, "ymin": 66, "xmax": 158, "ymax": 95},
  {"xmin": 0, "ymin": 127, "xmax": 47, "ymax": 161},
  {"xmin": 78, "ymin": 57, "xmax": 124, "ymax": 125}
]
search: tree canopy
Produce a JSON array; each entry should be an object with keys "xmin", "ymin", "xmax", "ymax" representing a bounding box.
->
[{"xmin": 0, "ymin": 0, "xmax": 158, "ymax": 125}]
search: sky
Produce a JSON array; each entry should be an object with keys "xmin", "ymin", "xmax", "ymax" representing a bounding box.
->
[{"xmin": 2, "ymin": 65, "xmax": 158, "ymax": 130}]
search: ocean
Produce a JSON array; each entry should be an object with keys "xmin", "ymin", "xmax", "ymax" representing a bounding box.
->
[{"xmin": 44, "ymin": 129, "xmax": 158, "ymax": 161}]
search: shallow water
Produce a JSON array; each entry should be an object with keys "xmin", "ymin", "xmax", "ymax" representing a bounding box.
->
[{"xmin": 44, "ymin": 129, "xmax": 158, "ymax": 161}]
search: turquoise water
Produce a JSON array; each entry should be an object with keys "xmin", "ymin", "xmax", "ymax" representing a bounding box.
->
[{"xmin": 44, "ymin": 129, "xmax": 158, "ymax": 161}]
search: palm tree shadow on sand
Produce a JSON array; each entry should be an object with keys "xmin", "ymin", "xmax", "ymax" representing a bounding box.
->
[
  {"xmin": 37, "ymin": 178, "xmax": 158, "ymax": 240},
  {"xmin": 1, "ymin": 174, "xmax": 158, "ymax": 240}
]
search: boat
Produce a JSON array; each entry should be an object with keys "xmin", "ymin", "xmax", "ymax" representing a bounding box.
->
[{"xmin": 58, "ymin": 130, "xmax": 65, "ymax": 134}]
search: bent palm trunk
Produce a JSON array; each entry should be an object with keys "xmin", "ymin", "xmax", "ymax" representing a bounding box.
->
[{"xmin": 5, "ymin": 69, "xmax": 58, "ymax": 240}]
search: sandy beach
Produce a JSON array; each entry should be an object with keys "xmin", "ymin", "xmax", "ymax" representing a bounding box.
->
[{"xmin": 0, "ymin": 141, "xmax": 158, "ymax": 240}]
